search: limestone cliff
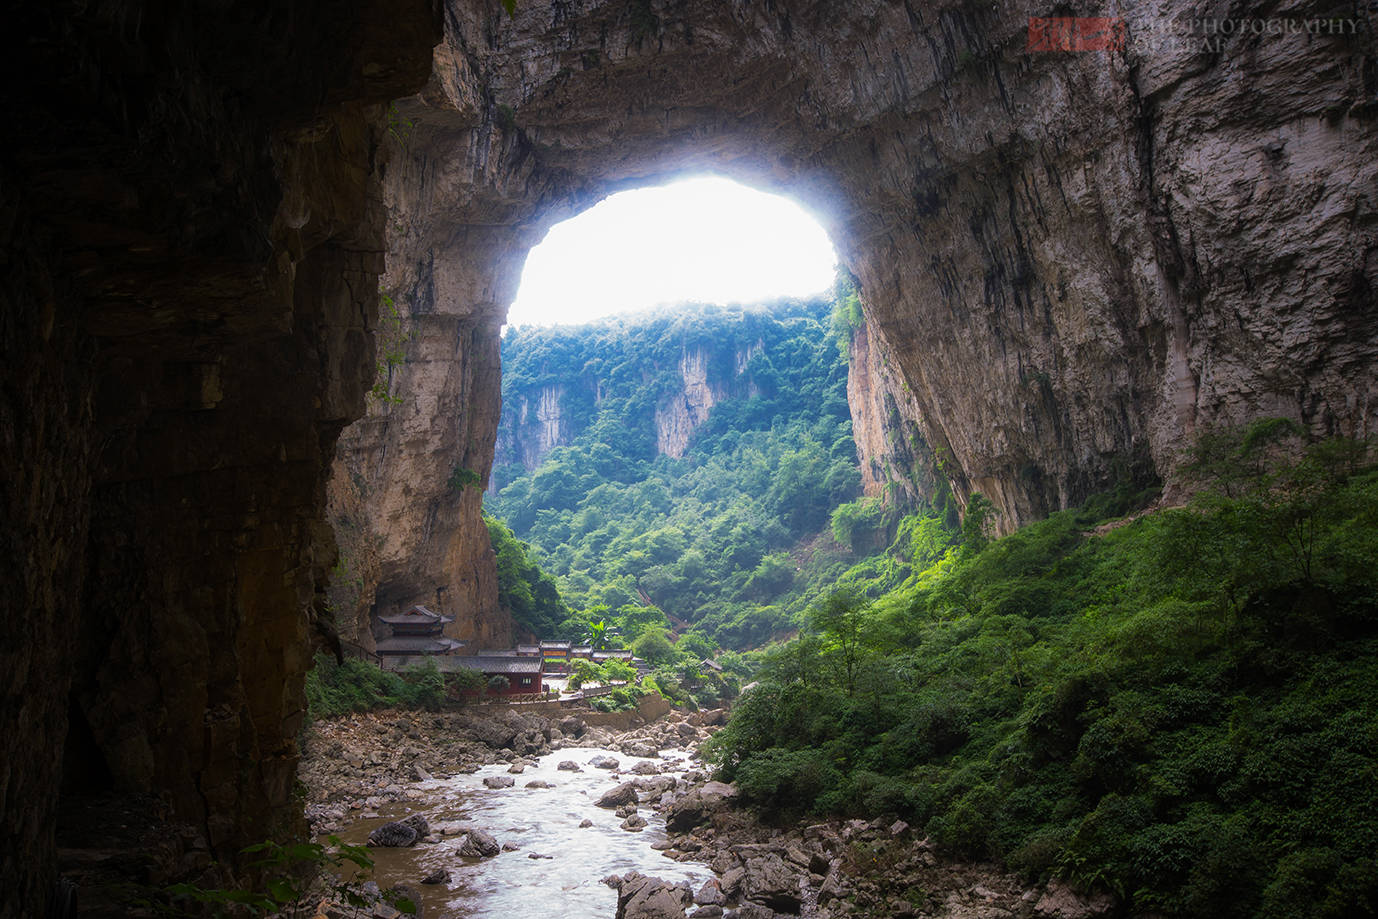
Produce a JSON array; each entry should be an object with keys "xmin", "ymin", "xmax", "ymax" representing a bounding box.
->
[
  {"xmin": 1, "ymin": 1, "xmax": 440, "ymax": 914},
  {"xmin": 6, "ymin": 0, "xmax": 1375, "ymax": 913},
  {"xmin": 489, "ymin": 309, "xmax": 781, "ymax": 489},
  {"xmin": 656, "ymin": 345, "xmax": 726, "ymax": 458},
  {"xmin": 355, "ymin": 0, "xmax": 1374, "ymax": 551}
]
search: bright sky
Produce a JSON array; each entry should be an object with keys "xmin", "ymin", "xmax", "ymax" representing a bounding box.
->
[{"xmin": 506, "ymin": 176, "xmax": 838, "ymax": 327}]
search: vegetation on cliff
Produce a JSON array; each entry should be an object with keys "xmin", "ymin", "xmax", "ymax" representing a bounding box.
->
[
  {"xmin": 487, "ymin": 294, "xmax": 877, "ymax": 655},
  {"xmin": 705, "ymin": 424, "xmax": 1378, "ymax": 918}
]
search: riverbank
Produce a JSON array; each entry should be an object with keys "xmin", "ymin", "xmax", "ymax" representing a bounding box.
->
[{"xmin": 300, "ymin": 703, "xmax": 1120, "ymax": 919}]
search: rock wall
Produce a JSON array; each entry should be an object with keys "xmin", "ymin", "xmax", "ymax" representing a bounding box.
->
[
  {"xmin": 0, "ymin": 2, "xmax": 440, "ymax": 915},
  {"xmin": 655, "ymin": 346, "xmax": 727, "ymax": 458},
  {"xmin": 500, "ymin": 383, "xmax": 573, "ymax": 472},
  {"xmin": 5, "ymin": 0, "xmax": 1374, "ymax": 912},
  {"xmin": 353, "ymin": 0, "xmax": 1374, "ymax": 552},
  {"xmin": 490, "ymin": 325, "xmax": 772, "ymax": 489}
]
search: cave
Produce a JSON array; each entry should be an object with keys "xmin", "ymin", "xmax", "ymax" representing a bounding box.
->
[{"xmin": 3, "ymin": 1, "xmax": 1374, "ymax": 916}]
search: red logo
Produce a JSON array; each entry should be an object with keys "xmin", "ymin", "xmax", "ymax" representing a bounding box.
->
[{"xmin": 1027, "ymin": 17, "xmax": 1126, "ymax": 51}]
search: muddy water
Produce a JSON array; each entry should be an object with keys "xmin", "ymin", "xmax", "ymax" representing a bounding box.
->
[{"xmin": 334, "ymin": 745, "xmax": 711, "ymax": 918}]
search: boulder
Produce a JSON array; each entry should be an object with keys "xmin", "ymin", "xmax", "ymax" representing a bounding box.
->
[
  {"xmin": 420, "ymin": 868, "xmax": 450, "ymax": 885},
  {"xmin": 694, "ymin": 879, "xmax": 725, "ymax": 906},
  {"xmin": 579, "ymin": 818, "xmax": 594, "ymax": 828},
  {"xmin": 621, "ymin": 814, "xmax": 648, "ymax": 831},
  {"xmin": 366, "ymin": 814, "xmax": 428, "ymax": 848},
  {"xmin": 817, "ymin": 872, "xmax": 847, "ymax": 904},
  {"xmin": 470, "ymin": 719, "xmax": 517, "ymax": 749},
  {"xmin": 367, "ymin": 822, "xmax": 418, "ymax": 848},
  {"xmin": 456, "ymin": 829, "xmax": 501, "ymax": 858},
  {"xmin": 482, "ymin": 775, "xmax": 515, "ymax": 789},
  {"xmin": 614, "ymin": 872, "xmax": 691, "ymax": 919},
  {"xmin": 557, "ymin": 760, "xmax": 583, "ymax": 772},
  {"xmin": 524, "ymin": 780, "xmax": 555, "ymax": 789},
  {"xmin": 630, "ymin": 761, "xmax": 662, "ymax": 775},
  {"xmin": 597, "ymin": 782, "xmax": 640, "ymax": 808},
  {"xmin": 689, "ymin": 908, "xmax": 723, "ymax": 919},
  {"xmin": 507, "ymin": 763, "xmax": 525, "ymax": 774},
  {"xmin": 634, "ymin": 775, "xmax": 677, "ymax": 795},
  {"xmin": 590, "ymin": 755, "xmax": 620, "ymax": 770},
  {"xmin": 1034, "ymin": 880, "xmax": 1117, "ymax": 919},
  {"xmin": 735, "ymin": 904, "xmax": 778, "ymax": 919},
  {"xmin": 741, "ymin": 853, "xmax": 803, "ymax": 914},
  {"xmin": 664, "ymin": 782, "xmax": 737, "ymax": 832},
  {"xmin": 560, "ymin": 716, "xmax": 586, "ymax": 737}
]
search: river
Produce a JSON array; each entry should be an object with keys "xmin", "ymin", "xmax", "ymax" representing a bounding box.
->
[{"xmin": 333, "ymin": 744, "xmax": 713, "ymax": 918}]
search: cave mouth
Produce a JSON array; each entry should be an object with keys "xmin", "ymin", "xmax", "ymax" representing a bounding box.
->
[{"xmin": 504, "ymin": 174, "xmax": 839, "ymax": 328}]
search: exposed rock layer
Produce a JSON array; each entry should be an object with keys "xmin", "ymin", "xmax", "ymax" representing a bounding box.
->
[
  {"xmin": 4, "ymin": 0, "xmax": 1376, "ymax": 914},
  {"xmin": 345, "ymin": 0, "xmax": 1376, "ymax": 567},
  {"xmin": 1, "ymin": 3, "xmax": 439, "ymax": 914}
]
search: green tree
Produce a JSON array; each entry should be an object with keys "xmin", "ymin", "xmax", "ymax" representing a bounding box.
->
[
  {"xmin": 632, "ymin": 627, "xmax": 678, "ymax": 666},
  {"xmin": 601, "ymin": 658, "xmax": 637, "ymax": 683},
  {"xmin": 808, "ymin": 588, "xmax": 868, "ymax": 695}
]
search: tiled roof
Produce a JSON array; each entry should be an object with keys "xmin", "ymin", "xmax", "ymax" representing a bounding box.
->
[
  {"xmin": 539, "ymin": 640, "xmax": 572, "ymax": 649},
  {"xmin": 450, "ymin": 655, "xmax": 543, "ymax": 675},
  {"xmin": 378, "ymin": 605, "xmax": 454, "ymax": 627},
  {"xmin": 376, "ymin": 636, "xmax": 467, "ymax": 654},
  {"xmin": 379, "ymin": 655, "xmax": 543, "ymax": 675}
]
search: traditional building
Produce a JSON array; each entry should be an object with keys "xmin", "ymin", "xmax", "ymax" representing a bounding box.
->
[
  {"xmin": 445, "ymin": 656, "xmax": 543, "ymax": 696},
  {"xmin": 539, "ymin": 639, "xmax": 572, "ymax": 674},
  {"xmin": 375, "ymin": 606, "xmax": 466, "ymax": 657}
]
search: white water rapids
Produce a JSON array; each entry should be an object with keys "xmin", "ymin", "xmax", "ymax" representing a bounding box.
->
[{"xmin": 334, "ymin": 745, "xmax": 713, "ymax": 917}]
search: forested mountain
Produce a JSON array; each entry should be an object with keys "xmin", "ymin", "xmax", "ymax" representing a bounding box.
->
[
  {"xmin": 486, "ymin": 295, "xmax": 881, "ymax": 650},
  {"xmin": 707, "ymin": 425, "xmax": 1378, "ymax": 918}
]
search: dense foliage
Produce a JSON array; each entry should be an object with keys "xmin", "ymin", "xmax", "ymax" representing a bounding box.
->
[
  {"xmin": 304, "ymin": 654, "xmax": 451, "ymax": 719},
  {"xmin": 488, "ymin": 295, "xmax": 880, "ymax": 652},
  {"xmin": 705, "ymin": 426, "xmax": 1378, "ymax": 917},
  {"xmin": 486, "ymin": 514, "xmax": 570, "ymax": 637}
]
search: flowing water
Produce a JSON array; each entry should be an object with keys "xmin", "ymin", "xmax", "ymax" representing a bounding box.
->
[{"xmin": 333, "ymin": 745, "xmax": 712, "ymax": 918}]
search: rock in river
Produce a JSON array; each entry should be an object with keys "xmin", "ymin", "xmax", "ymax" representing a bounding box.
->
[
  {"xmin": 597, "ymin": 782, "xmax": 640, "ymax": 808},
  {"xmin": 612, "ymin": 871, "xmax": 692, "ymax": 919},
  {"xmin": 456, "ymin": 829, "xmax": 501, "ymax": 858},
  {"xmin": 367, "ymin": 814, "xmax": 429, "ymax": 847}
]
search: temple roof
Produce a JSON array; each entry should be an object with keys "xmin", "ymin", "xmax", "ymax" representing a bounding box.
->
[
  {"xmin": 375, "ymin": 636, "xmax": 467, "ymax": 654},
  {"xmin": 447, "ymin": 655, "xmax": 543, "ymax": 674},
  {"xmin": 378, "ymin": 605, "xmax": 454, "ymax": 627}
]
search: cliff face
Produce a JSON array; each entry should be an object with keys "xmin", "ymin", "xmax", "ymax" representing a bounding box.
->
[
  {"xmin": 6, "ymin": 0, "xmax": 1374, "ymax": 912},
  {"xmin": 491, "ymin": 314, "xmax": 778, "ymax": 487},
  {"xmin": 352, "ymin": 0, "xmax": 1374, "ymax": 552},
  {"xmin": 1, "ymin": 2, "xmax": 439, "ymax": 913},
  {"xmin": 656, "ymin": 346, "xmax": 726, "ymax": 458}
]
